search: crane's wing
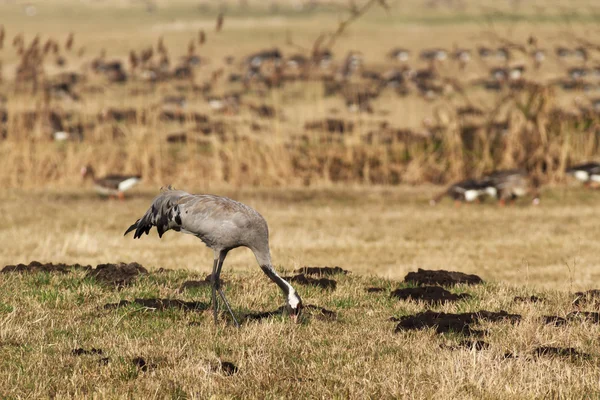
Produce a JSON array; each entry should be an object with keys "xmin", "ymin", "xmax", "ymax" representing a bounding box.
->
[
  {"xmin": 124, "ymin": 188, "xmax": 268, "ymax": 251},
  {"xmin": 124, "ymin": 187, "xmax": 190, "ymax": 238}
]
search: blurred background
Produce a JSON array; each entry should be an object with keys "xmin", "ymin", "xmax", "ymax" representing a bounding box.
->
[{"xmin": 1, "ymin": 0, "xmax": 599, "ymax": 189}]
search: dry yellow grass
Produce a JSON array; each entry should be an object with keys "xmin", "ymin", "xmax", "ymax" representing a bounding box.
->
[
  {"xmin": 2, "ymin": 186, "xmax": 600, "ymax": 398},
  {"xmin": 0, "ymin": 0, "xmax": 599, "ymax": 188},
  {"xmin": 2, "ymin": 2, "xmax": 600, "ymax": 397}
]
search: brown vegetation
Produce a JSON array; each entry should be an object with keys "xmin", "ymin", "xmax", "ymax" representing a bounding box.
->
[{"xmin": 1, "ymin": 2, "xmax": 600, "ymax": 189}]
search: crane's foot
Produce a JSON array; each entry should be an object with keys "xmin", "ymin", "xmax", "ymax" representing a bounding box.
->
[{"xmin": 117, "ymin": 192, "xmax": 125, "ymax": 201}]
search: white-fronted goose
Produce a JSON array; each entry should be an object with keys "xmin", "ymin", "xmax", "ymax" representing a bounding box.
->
[
  {"xmin": 81, "ymin": 165, "xmax": 141, "ymax": 200},
  {"xmin": 430, "ymin": 178, "xmax": 493, "ymax": 206},
  {"xmin": 483, "ymin": 169, "xmax": 540, "ymax": 206},
  {"xmin": 566, "ymin": 162, "xmax": 600, "ymax": 187}
]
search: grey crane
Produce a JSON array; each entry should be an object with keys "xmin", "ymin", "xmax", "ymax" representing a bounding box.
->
[{"xmin": 124, "ymin": 187, "xmax": 303, "ymax": 327}]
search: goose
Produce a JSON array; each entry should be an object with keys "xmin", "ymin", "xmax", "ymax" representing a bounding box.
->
[
  {"xmin": 246, "ymin": 48, "xmax": 282, "ymax": 68},
  {"xmin": 387, "ymin": 48, "xmax": 410, "ymax": 63},
  {"xmin": 483, "ymin": 169, "xmax": 540, "ymax": 205},
  {"xmin": 81, "ymin": 165, "xmax": 141, "ymax": 200},
  {"xmin": 419, "ymin": 48, "xmax": 447, "ymax": 62},
  {"xmin": 566, "ymin": 162, "xmax": 600, "ymax": 187},
  {"xmin": 429, "ymin": 178, "xmax": 493, "ymax": 206},
  {"xmin": 124, "ymin": 187, "xmax": 303, "ymax": 327}
]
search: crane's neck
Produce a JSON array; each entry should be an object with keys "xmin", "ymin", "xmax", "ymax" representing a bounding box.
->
[{"xmin": 253, "ymin": 247, "xmax": 301, "ymax": 309}]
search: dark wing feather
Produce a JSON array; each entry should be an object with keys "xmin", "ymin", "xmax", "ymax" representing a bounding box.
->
[
  {"xmin": 124, "ymin": 219, "xmax": 140, "ymax": 236},
  {"xmin": 123, "ymin": 188, "xmax": 187, "ymax": 239}
]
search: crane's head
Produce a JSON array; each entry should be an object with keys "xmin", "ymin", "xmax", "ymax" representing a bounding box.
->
[{"xmin": 287, "ymin": 291, "xmax": 303, "ymax": 324}]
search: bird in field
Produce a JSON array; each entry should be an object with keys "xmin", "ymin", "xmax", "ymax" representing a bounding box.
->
[
  {"xmin": 81, "ymin": 165, "xmax": 142, "ymax": 200},
  {"xmin": 429, "ymin": 178, "xmax": 494, "ymax": 206},
  {"xmin": 124, "ymin": 187, "xmax": 303, "ymax": 327},
  {"xmin": 482, "ymin": 169, "xmax": 540, "ymax": 206},
  {"xmin": 566, "ymin": 162, "xmax": 600, "ymax": 188}
]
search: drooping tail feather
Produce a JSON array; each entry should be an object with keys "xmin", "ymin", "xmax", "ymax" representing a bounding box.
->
[{"xmin": 123, "ymin": 187, "xmax": 187, "ymax": 239}]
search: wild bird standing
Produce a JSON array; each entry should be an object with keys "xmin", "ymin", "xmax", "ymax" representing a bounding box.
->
[
  {"xmin": 81, "ymin": 165, "xmax": 142, "ymax": 200},
  {"xmin": 566, "ymin": 162, "xmax": 600, "ymax": 188},
  {"xmin": 483, "ymin": 169, "xmax": 541, "ymax": 206},
  {"xmin": 124, "ymin": 187, "xmax": 303, "ymax": 327},
  {"xmin": 430, "ymin": 169, "xmax": 540, "ymax": 206},
  {"xmin": 429, "ymin": 178, "xmax": 495, "ymax": 206}
]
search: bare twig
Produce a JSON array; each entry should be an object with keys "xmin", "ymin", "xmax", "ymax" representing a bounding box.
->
[
  {"xmin": 216, "ymin": 13, "xmax": 224, "ymax": 33},
  {"xmin": 311, "ymin": 0, "xmax": 388, "ymax": 60}
]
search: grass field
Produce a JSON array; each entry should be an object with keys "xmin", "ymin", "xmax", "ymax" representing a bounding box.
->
[
  {"xmin": 3, "ymin": 0, "xmax": 600, "ymax": 398},
  {"xmin": 2, "ymin": 186, "xmax": 600, "ymax": 398},
  {"xmin": 2, "ymin": 185, "xmax": 600, "ymax": 287}
]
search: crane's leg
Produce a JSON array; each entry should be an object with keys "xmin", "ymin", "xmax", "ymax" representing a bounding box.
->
[
  {"xmin": 211, "ymin": 257, "xmax": 219, "ymax": 325},
  {"xmin": 215, "ymin": 250, "xmax": 240, "ymax": 328}
]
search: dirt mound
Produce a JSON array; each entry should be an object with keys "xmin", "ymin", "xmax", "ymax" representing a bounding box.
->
[
  {"xmin": 404, "ymin": 269, "xmax": 483, "ymax": 286},
  {"xmin": 567, "ymin": 311, "xmax": 600, "ymax": 324},
  {"xmin": 573, "ymin": 290, "xmax": 600, "ymax": 306},
  {"xmin": 514, "ymin": 295, "xmax": 545, "ymax": 303},
  {"xmin": 294, "ymin": 266, "xmax": 350, "ymax": 276},
  {"xmin": 86, "ymin": 262, "xmax": 148, "ymax": 287},
  {"xmin": 132, "ymin": 357, "xmax": 155, "ymax": 372},
  {"xmin": 366, "ymin": 287, "xmax": 385, "ymax": 293},
  {"xmin": 72, "ymin": 348, "xmax": 103, "ymax": 356},
  {"xmin": 242, "ymin": 304, "xmax": 336, "ymax": 322},
  {"xmin": 212, "ymin": 360, "xmax": 239, "ymax": 376},
  {"xmin": 390, "ymin": 286, "xmax": 471, "ymax": 304},
  {"xmin": 286, "ymin": 274, "xmax": 336, "ymax": 290},
  {"xmin": 543, "ymin": 315, "xmax": 568, "ymax": 326},
  {"xmin": 104, "ymin": 298, "xmax": 209, "ymax": 312},
  {"xmin": 2, "ymin": 261, "xmax": 91, "ymax": 274},
  {"xmin": 394, "ymin": 310, "xmax": 521, "ymax": 336},
  {"xmin": 534, "ymin": 346, "xmax": 591, "ymax": 360}
]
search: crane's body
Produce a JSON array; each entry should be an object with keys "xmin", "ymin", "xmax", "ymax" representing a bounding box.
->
[{"xmin": 124, "ymin": 187, "xmax": 302, "ymax": 326}]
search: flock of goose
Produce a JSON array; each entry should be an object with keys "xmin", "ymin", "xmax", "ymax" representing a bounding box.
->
[
  {"xmin": 431, "ymin": 162, "xmax": 600, "ymax": 206},
  {"xmin": 83, "ymin": 162, "xmax": 600, "ymax": 205},
  {"xmin": 430, "ymin": 168, "xmax": 540, "ymax": 206}
]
